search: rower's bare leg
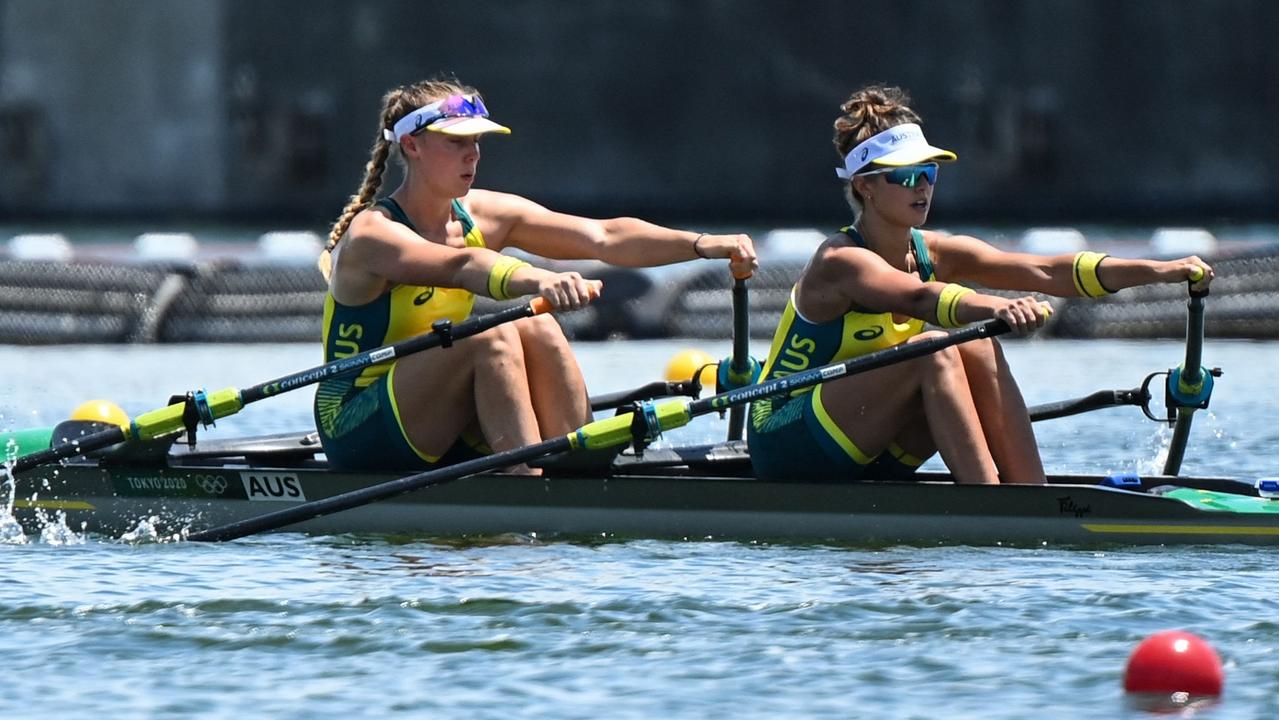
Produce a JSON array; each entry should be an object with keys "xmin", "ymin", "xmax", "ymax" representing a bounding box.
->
[
  {"xmin": 515, "ymin": 314, "xmax": 592, "ymax": 436},
  {"xmin": 915, "ymin": 344, "xmax": 1000, "ymax": 484},
  {"xmin": 392, "ymin": 324, "xmax": 542, "ymax": 474},
  {"xmin": 956, "ymin": 339, "xmax": 1046, "ymax": 484},
  {"xmin": 820, "ymin": 332, "xmax": 999, "ymax": 484},
  {"xmin": 885, "ymin": 406, "xmax": 937, "ymax": 472}
]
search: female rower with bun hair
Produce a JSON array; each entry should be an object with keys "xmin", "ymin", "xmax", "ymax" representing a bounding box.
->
[
  {"xmin": 317, "ymin": 76, "xmax": 756, "ymax": 473},
  {"xmin": 747, "ymin": 85, "xmax": 1212, "ymax": 485}
]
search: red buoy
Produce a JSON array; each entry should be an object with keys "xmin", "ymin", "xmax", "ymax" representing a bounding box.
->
[{"xmin": 1123, "ymin": 630, "xmax": 1224, "ymax": 696}]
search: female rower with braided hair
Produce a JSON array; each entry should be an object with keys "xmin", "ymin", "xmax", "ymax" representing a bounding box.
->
[
  {"xmin": 747, "ymin": 85, "xmax": 1211, "ymax": 485},
  {"xmin": 316, "ymin": 77, "xmax": 756, "ymax": 473}
]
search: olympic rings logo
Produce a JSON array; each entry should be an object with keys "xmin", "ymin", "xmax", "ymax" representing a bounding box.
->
[{"xmin": 194, "ymin": 475, "xmax": 228, "ymax": 495}]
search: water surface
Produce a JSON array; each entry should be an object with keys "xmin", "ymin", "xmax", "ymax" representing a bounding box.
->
[{"xmin": 1, "ymin": 337, "xmax": 1274, "ymax": 719}]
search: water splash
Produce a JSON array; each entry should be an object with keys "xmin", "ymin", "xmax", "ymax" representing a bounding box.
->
[
  {"xmin": 1200, "ymin": 410, "xmax": 1238, "ymax": 450},
  {"xmin": 36, "ymin": 509, "xmax": 86, "ymax": 546},
  {"xmin": 1134, "ymin": 410, "xmax": 1239, "ymax": 477},
  {"xmin": 0, "ymin": 510, "xmax": 28, "ymax": 544},
  {"xmin": 0, "ymin": 439, "xmax": 28, "ymax": 544},
  {"xmin": 120, "ymin": 516, "xmax": 164, "ymax": 543},
  {"xmin": 119, "ymin": 515, "xmax": 187, "ymax": 544},
  {"xmin": 1138, "ymin": 424, "xmax": 1173, "ymax": 475},
  {"xmin": 3, "ymin": 437, "xmax": 87, "ymax": 545}
]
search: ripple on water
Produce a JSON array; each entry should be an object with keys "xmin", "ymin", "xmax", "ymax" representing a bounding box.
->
[
  {"xmin": 0, "ymin": 535, "xmax": 1275, "ymax": 718},
  {"xmin": 2, "ymin": 340, "xmax": 1279, "ymax": 717}
]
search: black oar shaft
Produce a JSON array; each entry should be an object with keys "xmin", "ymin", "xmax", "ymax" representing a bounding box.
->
[
  {"xmin": 10, "ymin": 426, "xmax": 126, "ymax": 474},
  {"xmin": 1181, "ymin": 291, "xmax": 1207, "ymax": 387},
  {"xmin": 590, "ymin": 381, "xmax": 699, "ymax": 412},
  {"xmin": 1028, "ymin": 389, "xmax": 1144, "ymax": 422},
  {"xmin": 1163, "ymin": 287, "xmax": 1209, "ymax": 476},
  {"xmin": 726, "ymin": 277, "xmax": 750, "ymax": 441},
  {"xmin": 1163, "ymin": 411, "xmax": 1195, "ymax": 476}
]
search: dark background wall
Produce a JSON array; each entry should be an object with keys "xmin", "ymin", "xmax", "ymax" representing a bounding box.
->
[{"xmin": 1, "ymin": 0, "xmax": 1275, "ymax": 229}]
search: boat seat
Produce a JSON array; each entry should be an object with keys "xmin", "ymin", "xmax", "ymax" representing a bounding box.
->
[{"xmin": 613, "ymin": 441, "xmax": 754, "ymax": 477}]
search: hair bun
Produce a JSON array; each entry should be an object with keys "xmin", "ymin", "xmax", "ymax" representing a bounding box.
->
[{"xmin": 832, "ymin": 85, "xmax": 922, "ymax": 158}]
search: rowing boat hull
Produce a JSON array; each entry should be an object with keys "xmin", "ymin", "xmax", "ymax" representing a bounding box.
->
[{"xmin": 11, "ymin": 454, "xmax": 1279, "ymax": 545}]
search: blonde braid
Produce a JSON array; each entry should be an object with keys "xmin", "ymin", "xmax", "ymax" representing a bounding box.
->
[{"xmin": 318, "ymin": 133, "xmax": 391, "ymax": 278}]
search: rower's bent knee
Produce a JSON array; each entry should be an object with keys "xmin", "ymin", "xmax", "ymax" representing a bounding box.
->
[
  {"xmin": 922, "ymin": 344, "xmax": 965, "ymax": 373},
  {"xmin": 516, "ymin": 313, "xmax": 569, "ymax": 346},
  {"xmin": 469, "ymin": 324, "xmax": 525, "ymax": 360},
  {"xmin": 956, "ymin": 337, "xmax": 1001, "ymax": 361}
]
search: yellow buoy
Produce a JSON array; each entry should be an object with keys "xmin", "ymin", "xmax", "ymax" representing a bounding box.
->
[
  {"xmin": 69, "ymin": 399, "xmax": 129, "ymax": 428},
  {"xmin": 664, "ymin": 349, "xmax": 717, "ymax": 390}
]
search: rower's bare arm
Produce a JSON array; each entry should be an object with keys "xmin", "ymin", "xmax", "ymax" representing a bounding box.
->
[
  {"xmin": 342, "ymin": 210, "xmax": 489, "ymax": 289},
  {"xmin": 934, "ymin": 234, "xmax": 1214, "ymax": 295},
  {"xmin": 471, "ymin": 190, "xmax": 757, "ymax": 274},
  {"xmin": 931, "ymin": 234, "xmax": 1078, "ymax": 295},
  {"xmin": 806, "ymin": 244, "xmax": 1048, "ymax": 334},
  {"xmin": 804, "ymin": 244, "xmax": 939, "ymax": 322},
  {"xmin": 1090, "ymin": 255, "xmax": 1215, "ymax": 292},
  {"xmin": 342, "ymin": 208, "xmax": 598, "ymax": 308}
]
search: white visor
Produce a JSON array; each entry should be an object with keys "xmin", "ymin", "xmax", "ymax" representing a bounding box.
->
[
  {"xmin": 835, "ymin": 123, "xmax": 956, "ymax": 180},
  {"xmin": 382, "ymin": 94, "xmax": 512, "ymax": 143}
]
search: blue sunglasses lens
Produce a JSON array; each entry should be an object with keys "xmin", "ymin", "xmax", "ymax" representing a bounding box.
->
[{"xmin": 883, "ymin": 164, "xmax": 938, "ymax": 187}]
